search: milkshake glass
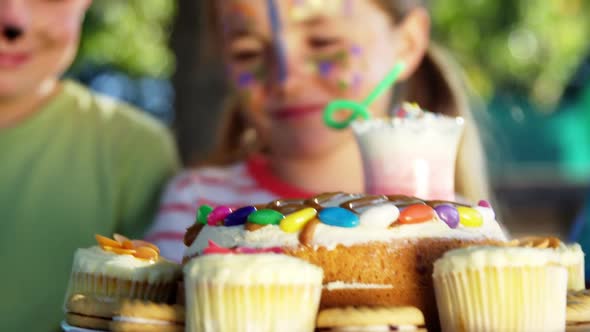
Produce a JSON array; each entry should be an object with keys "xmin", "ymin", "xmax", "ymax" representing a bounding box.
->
[{"xmin": 351, "ymin": 106, "xmax": 464, "ymax": 200}]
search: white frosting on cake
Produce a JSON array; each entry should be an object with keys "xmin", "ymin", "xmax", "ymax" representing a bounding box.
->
[
  {"xmin": 184, "ymin": 205, "xmax": 507, "ymax": 258},
  {"xmin": 72, "ymin": 246, "xmax": 180, "ymax": 283},
  {"xmin": 326, "ymin": 326, "xmax": 419, "ymax": 332},
  {"xmin": 433, "ymin": 246, "xmax": 564, "ymax": 275},
  {"xmin": 113, "ymin": 316, "xmax": 176, "ymax": 326},
  {"xmin": 323, "ymin": 281, "xmax": 394, "ymax": 291},
  {"xmin": 184, "ymin": 254, "xmax": 323, "ymax": 285}
]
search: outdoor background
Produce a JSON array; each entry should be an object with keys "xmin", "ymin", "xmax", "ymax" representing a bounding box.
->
[{"xmin": 69, "ymin": 0, "xmax": 590, "ymax": 239}]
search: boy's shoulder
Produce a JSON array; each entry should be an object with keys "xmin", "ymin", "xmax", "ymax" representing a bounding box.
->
[{"xmin": 61, "ymin": 80, "xmax": 170, "ymax": 140}]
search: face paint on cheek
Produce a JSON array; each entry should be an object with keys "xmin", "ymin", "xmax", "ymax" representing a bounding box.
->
[
  {"xmin": 234, "ymin": 63, "xmax": 267, "ymax": 89},
  {"xmin": 231, "ymin": 63, "xmax": 268, "ymax": 115},
  {"xmin": 310, "ymin": 51, "xmax": 346, "ymax": 78},
  {"xmin": 349, "ymin": 44, "xmax": 364, "ymax": 93},
  {"xmin": 310, "ymin": 44, "xmax": 365, "ymax": 93},
  {"xmin": 318, "ymin": 61, "xmax": 333, "ymax": 77}
]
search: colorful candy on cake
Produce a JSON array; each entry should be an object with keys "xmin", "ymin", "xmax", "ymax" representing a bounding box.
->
[{"xmin": 182, "ymin": 192, "xmax": 508, "ymax": 328}]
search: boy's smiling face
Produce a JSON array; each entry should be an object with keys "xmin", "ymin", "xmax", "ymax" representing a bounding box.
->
[{"xmin": 0, "ymin": 0, "xmax": 90, "ymax": 99}]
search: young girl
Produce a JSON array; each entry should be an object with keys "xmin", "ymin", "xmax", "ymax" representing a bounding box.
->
[{"xmin": 147, "ymin": 0, "xmax": 491, "ymax": 262}]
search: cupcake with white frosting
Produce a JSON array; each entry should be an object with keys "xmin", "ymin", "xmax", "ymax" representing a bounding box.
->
[
  {"xmin": 507, "ymin": 237, "xmax": 585, "ymax": 291},
  {"xmin": 559, "ymin": 243, "xmax": 585, "ymax": 291},
  {"xmin": 65, "ymin": 234, "xmax": 180, "ymax": 304},
  {"xmin": 433, "ymin": 246, "xmax": 568, "ymax": 332},
  {"xmin": 184, "ymin": 252, "xmax": 323, "ymax": 332}
]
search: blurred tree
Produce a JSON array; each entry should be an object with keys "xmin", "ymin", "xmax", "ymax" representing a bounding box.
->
[
  {"xmin": 66, "ymin": 0, "xmax": 177, "ymax": 124},
  {"xmin": 72, "ymin": 0, "xmax": 176, "ymax": 78},
  {"xmin": 431, "ymin": 0, "xmax": 590, "ymax": 109}
]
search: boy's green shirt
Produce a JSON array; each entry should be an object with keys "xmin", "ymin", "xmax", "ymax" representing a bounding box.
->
[{"xmin": 0, "ymin": 80, "xmax": 179, "ymax": 331}]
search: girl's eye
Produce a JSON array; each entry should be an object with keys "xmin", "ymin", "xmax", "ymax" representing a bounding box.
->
[
  {"xmin": 231, "ymin": 49, "xmax": 263, "ymax": 63},
  {"xmin": 309, "ymin": 36, "xmax": 342, "ymax": 50}
]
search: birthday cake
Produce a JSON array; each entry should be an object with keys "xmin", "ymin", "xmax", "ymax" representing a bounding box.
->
[{"xmin": 182, "ymin": 192, "xmax": 508, "ymax": 326}]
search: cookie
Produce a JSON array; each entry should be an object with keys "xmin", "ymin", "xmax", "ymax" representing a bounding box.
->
[
  {"xmin": 65, "ymin": 294, "xmax": 122, "ymax": 331},
  {"xmin": 110, "ymin": 299, "xmax": 184, "ymax": 332},
  {"xmin": 66, "ymin": 294, "xmax": 121, "ymax": 319},
  {"xmin": 568, "ymin": 289, "xmax": 590, "ymax": 326},
  {"xmin": 64, "ymin": 314, "xmax": 110, "ymax": 331},
  {"xmin": 61, "ymin": 320, "xmax": 108, "ymax": 332},
  {"xmin": 316, "ymin": 306, "xmax": 426, "ymax": 331}
]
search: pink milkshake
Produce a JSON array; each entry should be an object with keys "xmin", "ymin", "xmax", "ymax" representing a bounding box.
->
[{"xmin": 351, "ymin": 103, "xmax": 464, "ymax": 200}]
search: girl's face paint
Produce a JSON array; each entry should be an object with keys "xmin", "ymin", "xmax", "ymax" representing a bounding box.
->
[{"xmin": 218, "ymin": 0, "xmax": 404, "ymax": 158}]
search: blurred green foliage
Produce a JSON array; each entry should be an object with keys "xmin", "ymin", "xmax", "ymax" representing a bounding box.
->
[
  {"xmin": 71, "ymin": 0, "xmax": 176, "ymax": 78},
  {"xmin": 431, "ymin": 0, "xmax": 590, "ymax": 108}
]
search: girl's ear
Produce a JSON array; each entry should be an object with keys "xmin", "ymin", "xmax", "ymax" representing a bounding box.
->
[{"xmin": 392, "ymin": 7, "xmax": 430, "ymax": 81}]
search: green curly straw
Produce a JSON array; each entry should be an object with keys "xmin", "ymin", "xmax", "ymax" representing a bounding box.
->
[{"xmin": 323, "ymin": 62, "xmax": 406, "ymax": 129}]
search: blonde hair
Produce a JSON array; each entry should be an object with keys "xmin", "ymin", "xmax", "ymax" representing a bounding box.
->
[{"xmin": 199, "ymin": 0, "xmax": 492, "ymax": 203}]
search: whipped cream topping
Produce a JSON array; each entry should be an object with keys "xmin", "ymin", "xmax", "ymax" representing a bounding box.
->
[
  {"xmin": 352, "ymin": 111, "xmax": 464, "ymax": 138},
  {"xmin": 184, "ymin": 253, "xmax": 323, "ymax": 285},
  {"xmin": 72, "ymin": 246, "xmax": 180, "ymax": 283}
]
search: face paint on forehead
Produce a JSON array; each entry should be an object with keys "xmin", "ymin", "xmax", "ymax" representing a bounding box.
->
[{"xmin": 289, "ymin": 0, "xmax": 352, "ymax": 21}]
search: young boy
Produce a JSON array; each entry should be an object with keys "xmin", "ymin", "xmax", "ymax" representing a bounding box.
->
[{"xmin": 0, "ymin": 0, "xmax": 179, "ymax": 330}]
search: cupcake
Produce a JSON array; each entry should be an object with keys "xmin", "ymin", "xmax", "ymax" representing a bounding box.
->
[
  {"xmin": 433, "ymin": 246, "xmax": 568, "ymax": 332},
  {"xmin": 560, "ymin": 243, "xmax": 585, "ymax": 291},
  {"xmin": 65, "ymin": 234, "xmax": 181, "ymax": 304},
  {"xmin": 184, "ymin": 249, "xmax": 323, "ymax": 332},
  {"xmin": 508, "ymin": 237, "xmax": 585, "ymax": 290}
]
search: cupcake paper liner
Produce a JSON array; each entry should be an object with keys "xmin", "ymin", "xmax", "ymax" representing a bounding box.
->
[
  {"xmin": 185, "ymin": 282, "xmax": 321, "ymax": 332},
  {"xmin": 434, "ymin": 265, "xmax": 567, "ymax": 332},
  {"xmin": 66, "ymin": 272, "xmax": 174, "ymax": 303},
  {"xmin": 568, "ymin": 262, "xmax": 585, "ymax": 291}
]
